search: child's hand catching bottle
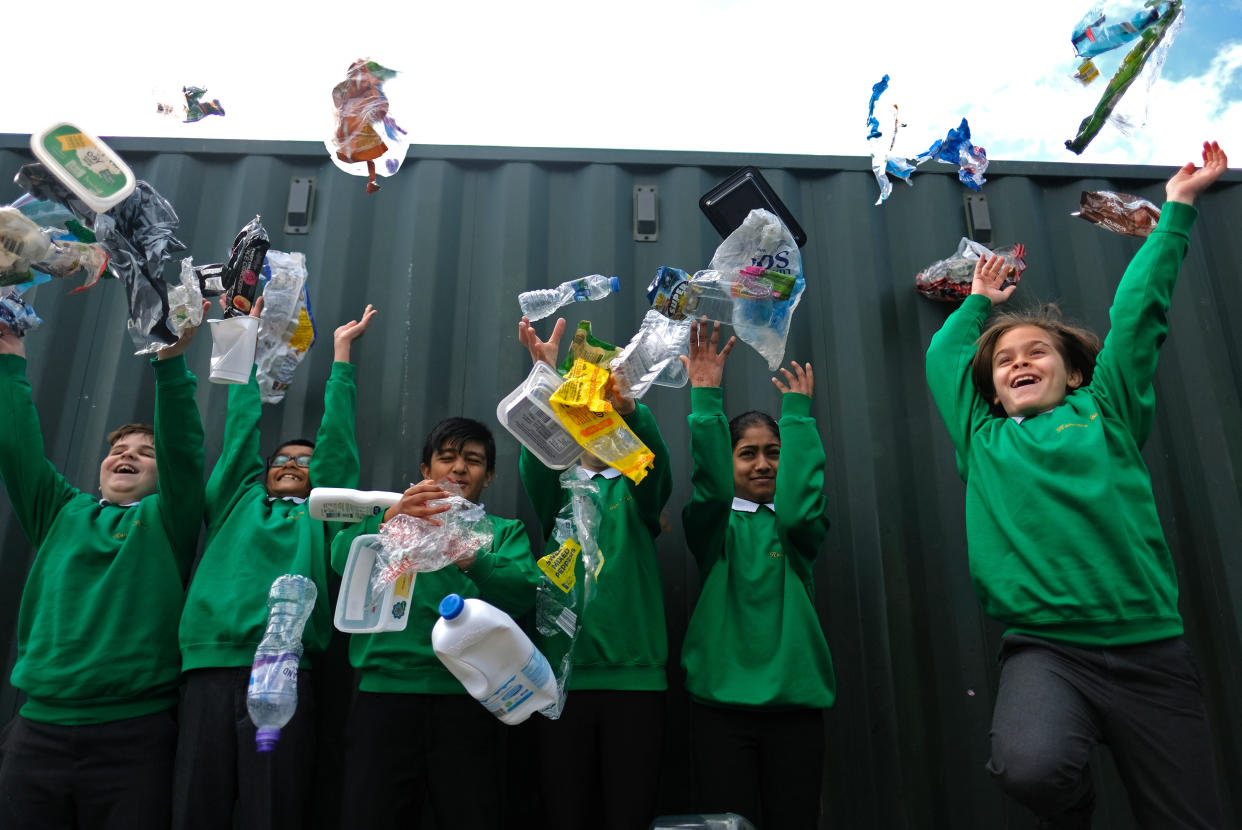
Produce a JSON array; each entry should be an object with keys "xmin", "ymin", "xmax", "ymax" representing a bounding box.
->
[{"xmin": 682, "ymin": 317, "xmax": 736, "ymax": 388}]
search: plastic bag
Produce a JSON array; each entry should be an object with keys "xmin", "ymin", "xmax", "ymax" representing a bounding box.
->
[
  {"xmin": 915, "ymin": 238, "xmax": 1027, "ymax": 303},
  {"xmin": 1072, "ymin": 190, "xmax": 1160, "ymax": 237},
  {"xmin": 326, "ymin": 59, "xmax": 410, "ymax": 194},
  {"xmin": 864, "ymin": 74, "xmax": 917, "ymax": 205},
  {"xmin": 370, "ymin": 481, "xmax": 494, "ymax": 595},
  {"xmin": 548, "ymin": 360, "xmax": 656, "ymax": 484},
  {"xmin": 1072, "ymin": 2, "xmax": 1171, "ymax": 60},
  {"xmin": 609, "ymin": 309, "xmax": 691, "ymax": 400},
  {"xmin": 1065, "ymin": 0, "xmax": 1183, "ymax": 154},
  {"xmin": 535, "ymin": 473, "xmax": 602, "ymax": 719},
  {"xmin": 916, "ymin": 118, "xmax": 989, "ymax": 191},
  {"xmin": 706, "ymin": 209, "xmax": 805, "ymax": 371},
  {"xmin": 255, "ymin": 250, "xmax": 316, "ymax": 404}
]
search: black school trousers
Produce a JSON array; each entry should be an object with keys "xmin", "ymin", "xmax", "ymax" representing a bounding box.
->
[
  {"xmin": 987, "ymin": 633, "xmax": 1224, "ymax": 829},
  {"xmin": 0, "ymin": 708, "xmax": 178, "ymax": 830},
  {"xmin": 171, "ymin": 666, "xmax": 317, "ymax": 830}
]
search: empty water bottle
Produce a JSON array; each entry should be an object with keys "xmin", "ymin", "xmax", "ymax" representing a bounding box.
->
[
  {"xmin": 247, "ymin": 574, "xmax": 317, "ymax": 752},
  {"xmin": 519, "ymin": 274, "xmax": 621, "ymax": 322}
]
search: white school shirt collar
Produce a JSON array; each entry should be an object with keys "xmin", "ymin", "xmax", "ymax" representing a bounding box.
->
[
  {"xmin": 575, "ymin": 466, "xmax": 623, "ymax": 481},
  {"xmin": 266, "ymin": 496, "xmax": 307, "ymax": 504},
  {"xmin": 732, "ymin": 496, "xmax": 775, "ymax": 513},
  {"xmin": 99, "ymin": 498, "xmax": 140, "ymax": 507}
]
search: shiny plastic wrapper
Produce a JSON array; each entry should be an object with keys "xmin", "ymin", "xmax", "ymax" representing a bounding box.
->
[
  {"xmin": 559, "ymin": 321, "xmax": 621, "ymax": 373},
  {"xmin": 256, "ymin": 250, "xmax": 316, "ymax": 404},
  {"xmin": 221, "ymin": 216, "xmax": 270, "ymax": 318},
  {"xmin": 0, "ymin": 293, "xmax": 42, "ymax": 336},
  {"xmin": 371, "ymin": 481, "xmax": 494, "ymax": 595},
  {"xmin": 155, "ymin": 85, "xmax": 226, "ymax": 122},
  {"xmin": 163, "ymin": 258, "xmax": 205, "ymax": 342},
  {"xmin": 535, "ymin": 473, "xmax": 602, "ymax": 719},
  {"xmin": 548, "ymin": 360, "xmax": 656, "ymax": 484},
  {"xmin": 1066, "ymin": 0, "xmax": 1182, "ymax": 154},
  {"xmin": 916, "ymin": 118, "xmax": 989, "ymax": 191},
  {"xmin": 1073, "ymin": 191, "xmax": 1160, "ymax": 237},
  {"xmin": 327, "ymin": 59, "xmax": 410, "ymax": 194},
  {"xmin": 609, "ymin": 309, "xmax": 691, "ymax": 399},
  {"xmin": 1072, "ymin": 2, "xmax": 1172, "ymax": 60},
  {"xmin": 0, "ymin": 205, "xmax": 108, "ymax": 293},
  {"xmin": 916, "ymin": 238, "xmax": 1027, "ymax": 303},
  {"xmin": 864, "ymin": 74, "xmax": 916, "ymax": 205}
]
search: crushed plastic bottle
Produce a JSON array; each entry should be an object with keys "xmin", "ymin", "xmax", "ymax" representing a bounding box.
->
[
  {"xmin": 518, "ymin": 274, "xmax": 620, "ymax": 322},
  {"xmin": 247, "ymin": 574, "xmax": 317, "ymax": 752}
]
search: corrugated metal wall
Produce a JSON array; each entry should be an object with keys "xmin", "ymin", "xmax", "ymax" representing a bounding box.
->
[{"xmin": 0, "ymin": 134, "xmax": 1238, "ymax": 828}]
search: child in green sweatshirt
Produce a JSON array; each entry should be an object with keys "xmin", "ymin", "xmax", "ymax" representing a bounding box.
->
[
  {"xmin": 172, "ymin": 300, "xmax": 376, "ymax": 830},
  {"xmin": 0, "ymin": 310, "xmax": 207, "ymax": 830},
  {"xmin": 924, "ymin": 141, "xmax": 1228, "ymax": 828},
  {"xmin": 680, "ymin": 319, "xmax": 834, "ymax": 830},
  {"xmin": 517, "ymin": 315, "xmax": 673, "ymax": 830},
  {"xmin": 332, "ymin": 417, "xmax": 539, "ymax": 829}
]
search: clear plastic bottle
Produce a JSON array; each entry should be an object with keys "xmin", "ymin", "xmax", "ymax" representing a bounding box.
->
[
  {"xmin": 247, "ymin": 574, "xmax": 317, "ymax": 752},
  {"xmin": 432, "ymin": 594, "xmax": 557, "ymax": 725},
  {"xmin": 518, "ymin": 274, "xmax": 621, "ymax": 322}
]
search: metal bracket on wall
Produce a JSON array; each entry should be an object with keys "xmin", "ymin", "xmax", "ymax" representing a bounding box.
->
[
  {"xmin": 285, "ymin": 177, "xmax": 315, "ymax": 235},
  {"xmin": 964, "ymin": 193, "xmax": 991, "ymax": 245},
  {"xmin": 633, "ymin": 184, "xmax": 658, "ymax": 242}
]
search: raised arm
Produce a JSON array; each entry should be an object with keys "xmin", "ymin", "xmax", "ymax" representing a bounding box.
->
[
  {"xmin": 0, "ymin": 327, "xmax": 78, "ymax": 545},
  {"xmin": 1090, "ymin": 141, "xmax": 1227, "ymax": 442},
  {"xmin": 771, "ymin": 362, "xmax": 829, "ymax": 561},
  {"xmin": 205, "ymin": 298, "xmax": 264, "ymax": 524},
  {"xmin": 682, "ymin": 320, "xmax": 737, "ymax": 569},
  {"xmin": 310, "ymin": 305, "xmax": 378, "ymax": 497}
]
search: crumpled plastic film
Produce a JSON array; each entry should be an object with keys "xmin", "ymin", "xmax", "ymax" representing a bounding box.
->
[
  {"xmin": 609, "ymin": 309, "xmax": 691, "ymax": 400},
  {"xmin": 256, "ymin": 250, "xmax": 316, "ymax": 404},
  {"xmin": 0, "ymin": 293, "xmax": 42, "ymax": 336},
  {"xmin": 157, "ymin": 257, "xmax": 204, "ymax": 346},
  {"xmin": 1066, "ymin": 0, "xmax": 1183, "ymax": 154},
  {"xmin": 535, "ymin": 472, "xmax": 602, "ymax": 719},
  {"xmin": 707, "ymin": 209, "xmax": 805, "ymax": 371},
  {"xmin": 0, "ymin": 206, "xmax": 107, "ymax": 293},
  {"xmin": 558, "ymin": 321, "xmax": 621, "ymax": 373},
  {"xmin": 371, "ymin": 481, "xmax": 494, "ymax": 595},
  {"xmin": 548, "ymin": 360, "xmax": 655, "ymax": 484},
  {"xmin": 915, "ymin": 238, "xmax": 1027, "ymax": 303},
  {"xmin": 916, "ymin": 118, "xmax": 989, "ymax": 191},
  {"xmin": 16, "ymin": 164, "xmax": 185, "ymax": 351},
  {"xmin": 864, "ymin": 74, "xmax": 917, "ymax": 205},
  {"xmin": 327, "ymin": 59, "xmax": 410, "ymax": 194},
  {"xmin": 1072, "ymin": 2, "xmax": 1172, "ymax": 60},
  {"xmin": 1072, "ymin": 191, "xmax": 1160, "ymax": 237}
]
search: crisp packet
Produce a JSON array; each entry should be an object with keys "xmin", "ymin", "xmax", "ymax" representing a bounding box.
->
[
  {"xmin": 549, "ymin": 359, "xmax": 612, "ymax": 413},
  {"xmin": 558, "ymin": 321, "xmax": 621, "ymax": 373},
  {"xmin": 256, "ymin": 250, "xmax": 316, "ymax": 404},
  {"xmin": 547, "ymin": 360, "xmax": 655, "ymax": 484},
  {"xmin": 1073, "ymin": 191, "xmax": 1160, "ymax": 237},
  {"xmin": 916, "ymin": 239, "xmax": 1027, "ymax": 303},
  {"xmin": 221, "ymin": 217, "xmax": 270, "ymax": 317}
]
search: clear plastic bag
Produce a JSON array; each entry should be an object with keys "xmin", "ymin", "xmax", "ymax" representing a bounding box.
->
[
  {"xmin": 915, "ymin": 238, "xmax": 1026, "ymax": 303},
  {"xmin": 370, "ymin": 482, "xmax": 494, "ymax": 596},
  {"xmin": 535, "ymin": 473, "xmax": 602, "ymax": 719},
  {"xmin": 162, "ymin": 257, "xmax": 204, "ymax": 340},
  {"xmin": 326, "ymin": 59, "xmax": 410, "ymax": 194},
  {"xmin": 706, "ymin": 209, "xmax": 805, "ymax": 371},
  {"xmin": 609, "ymin": 309, "xmax": 691, "ymax": 399},
  {"xmin": 255, "ymin": 250, "xmax": 316, "ymax": 404},
  {"xmin": 1072, "ymin": 190, "xmax": 1160, "ymax": 237}
]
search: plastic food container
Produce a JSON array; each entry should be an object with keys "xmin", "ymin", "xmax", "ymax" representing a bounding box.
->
[
  {"xmin": 496, "ymin": 362, "xmax": 581, "ymax": 469},
  {"xmin": 30, "ymin": 123, "xmax": 135, "ymax": 213},
  {"xmin": 334, "ymin": 534, "xmax": 415, "ymax": 634}
]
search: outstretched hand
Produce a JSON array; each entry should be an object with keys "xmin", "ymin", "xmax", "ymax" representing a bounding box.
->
[
  {"xmin": 970, "ymin": 254, "xmax": 1019, "ymax": 306},
  {"xmin": 334, "ymin": 304, "xmax": 378, "ymax": 363},
  {"xmin": 518, "ymin": 316, "xmax": 565, "ymax": 367},
  {"xmin": 0, "ymin": 323, "xmax": 25, "ymax": 358},
  {"xmin": 157, "ymin": 300, "xmax": 211, "ymax": 360},
  {"xmin": 772, "ymin": 361, "xmax": 813, "ymax": 398},
  {"xmin": 1166, "ymin": 141, "xmax": 1228, "ymax": 206},
  {"xmin": 681, "ymin": 317, "xmax": 735, "ymax": 388},
  {"xmin": 382, "ymin": 479, "xmax": 452, "ymax": 525}
]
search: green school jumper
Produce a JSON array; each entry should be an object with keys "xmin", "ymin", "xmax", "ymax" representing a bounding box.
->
[
  {"xmin": 331, "ymin": 512, "xmax": 539, "ymax": 693},
  {"xmin": 519, "ymin": 403, "xmax": 672, "ymax": 691},
  {"xmin": 924, "ymin": 201, "xmax": 1196, "ymax": 646},
  {"xmin": 681, "ymin": 388, "xmax": 836, "ymax": 709},
  {"xmin": 178, "ymin": 363, "xmax": 359, "ymax": 670},
  {"xmin": 0, "ymin": 354, "xmax": 204, "ymax": 724}
]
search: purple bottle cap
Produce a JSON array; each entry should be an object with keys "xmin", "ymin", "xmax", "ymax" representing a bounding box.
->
[{"xmin": 255, "ymin": 728, "xmax": 281, "ymax": 752}]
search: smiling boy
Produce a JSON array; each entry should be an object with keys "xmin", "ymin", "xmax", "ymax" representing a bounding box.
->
[
  {"xmin": 0, "ymin": 313, "xmax": 206, "ymax": 830},
  {"xmin": 172, "ymin": 302, "xmax": 376, "ymax": 830}
]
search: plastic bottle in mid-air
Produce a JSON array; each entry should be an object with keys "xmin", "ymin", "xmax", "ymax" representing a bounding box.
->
[
  {"xmin": 247, "ymin": 574, "xmax": 317, "ymax": 751},
  {"xmin": 518, "ymin": 274, "xmax": 620, "ymax": 322}
]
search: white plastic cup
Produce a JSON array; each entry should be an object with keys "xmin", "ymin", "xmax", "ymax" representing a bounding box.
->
[{"xmin": 208, "ymin": 316, "xmax": 259, "ymax": 384}]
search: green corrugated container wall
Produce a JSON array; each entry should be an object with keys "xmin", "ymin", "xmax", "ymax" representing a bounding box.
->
[{"xmin": 0, "ymin": 135, "xmax": 1238, "ymax": 828}]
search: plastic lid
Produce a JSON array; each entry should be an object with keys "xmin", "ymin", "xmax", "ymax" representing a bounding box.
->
[
  {"xmin": 255, "ymin": 728, "xmax": 281, "ymax": 752},
  {"xmin": 439, "ymin": 593, "xmax": 464, "ymax": 620},
  {"xmin": 30, "ymin": 123, "xmax": 136, "ymax": 214},
  {"xmin": 609, "ymin": 276, "xmax": 621, "ymax": 293}
]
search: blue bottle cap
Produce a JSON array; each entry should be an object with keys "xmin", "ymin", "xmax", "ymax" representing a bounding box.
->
[
  {"xmin": 255, "ymin": 728, "xmax": 280, "ymax": 752},
  {"xmin": 439, "ymin": 593, "xmax": 464, "ymax": 620},
  {"xmin": 608, "ymin": 276, "xmax": 621, "ymax": 293}
]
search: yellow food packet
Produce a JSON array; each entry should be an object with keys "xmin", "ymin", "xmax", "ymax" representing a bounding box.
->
[
  {"xmin": 549, "ymin": 359, "xmax": 612, "ymax": 413},
  {"xmin": 549, "ymin": 360, "xmax": 655, "ymax": 485},
  {"xmin": 537, "ymin": 538, "xmax": 581, "ymax": 593}
]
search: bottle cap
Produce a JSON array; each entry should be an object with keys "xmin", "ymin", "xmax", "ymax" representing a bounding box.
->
[
  {"xmin": 608, "ymin": 276, "xmax": 621, "ymax": 293},
  {"xmin": 439, "ymin": 593, "xmax": 464, "ymax": 620},
  {"xmin": 255, "ymin": 728, "xmax": 281, "ymax": 752}
]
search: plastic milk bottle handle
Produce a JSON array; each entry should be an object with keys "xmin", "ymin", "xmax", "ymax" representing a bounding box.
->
[{"xmin": 307, "ymin": 487, "xmax": 403, "ymax": 522}]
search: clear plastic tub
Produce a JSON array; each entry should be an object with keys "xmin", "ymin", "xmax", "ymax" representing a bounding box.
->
[
  {"xmin": 496, "ymin": 362, "xmax": 581, "ymax": 469},
  {"xmin": 30, "ymin": 123, "xmax": 135, "ymax": 213},
  {"xmin": 333, "ymin": 533, "xmax": 415, "ymax": 633}
]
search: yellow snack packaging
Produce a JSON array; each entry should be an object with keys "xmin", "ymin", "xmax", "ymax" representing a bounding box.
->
[{"xmin": 548, "ymin": 359, "xmax": 655, "ymax": 484}]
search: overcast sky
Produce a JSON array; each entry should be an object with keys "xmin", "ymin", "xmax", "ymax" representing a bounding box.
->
[{"xmin": 2, "ymin": 0, "xmax": 1240, "ymax": 167}]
